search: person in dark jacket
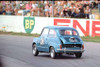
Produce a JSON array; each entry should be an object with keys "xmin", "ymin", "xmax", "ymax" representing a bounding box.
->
[{"xmin": 98, "ymin": 1, "xmax": 100, "ymax": 15}]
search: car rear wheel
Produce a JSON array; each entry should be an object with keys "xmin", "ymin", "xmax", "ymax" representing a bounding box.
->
[
  {"xmin": 32, "ymin": 44, "xmax": 39, "ymax": 56},
  {"xmin": 50, "ymin": 47, "xmax": 56, "ymax": 59},
  {"xmin": 75, "ymin": 53, "xmax": 82, "ymax": 58}
]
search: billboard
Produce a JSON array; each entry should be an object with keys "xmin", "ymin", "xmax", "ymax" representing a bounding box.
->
[
  {"xmin": 54, "ymin": 19, "xmax": 100, "ymax": 37},
  {"xmin": 0, "ymin": 16, "xmax": 100, "ymax": 37}
]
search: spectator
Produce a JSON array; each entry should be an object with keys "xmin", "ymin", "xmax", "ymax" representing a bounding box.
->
[
  {"xmin": 38, "ymin": 1, "xmax": 44, "ymax": 16},
  {"xmin": 17, "ymin": 2, "xmax": 25, "ymax": 16},
  {"xmin": 49, "ymin": 3, "xmax": 52, "ymax": 17},
  {"xmin": 84, "ymin": 6, "xmax": 90, "ymax": 19},
  {"xmin": 54, "ymin": 1, "xmax": 57, "ymax": 17},
  {"xmin": 0, "ymin": 6, "xmax": 3, "ymax": 15},
  {"xmin": 1, "ymin": 1, "xmax": 6, "ymax": 11},
  {"xmin": 63, "ymin": 1, "xmax": 71, "ymax": 17},
  {"xmin": 60, "ymin": 1, "xmax": 65, "ymax": 17},
  {"xmin": 69, "ymin": 3, "xmax": 76, "ymax": 17},
  {"xmin": 63, "ymin": 1, "xmax": 68, "ymax": 17},
  {"xmin": 55, "ymin": 1, "xmax": 63, "ymax": 17},
  {"xmin": 0, "ymin": 1, "xmax": 3, "ymax": 15},
  {"xmin": 10, "ymin": 1, "xmax": 15, "ymax": 15},
  {"xmin": 23, "ymin": 1, "xmax": 32, "ymax": 16},
  {"xmin": 44, "ymin": 2, "xmax": 49, "ymax": 17},
  {"xmin": 89, "ymin": 2, "xmax": 94, "ymax": 9},
  {"xmin": 78, "ymin": 4, "xmax": 85, "ymax": 18},
  {"xmin": 74, "ymin": 4, "xmax": 80, "ymax": 18},
  {"xmin": 5, "ymin": 3, "xmax": 13, "ymax": 15},
  {"xmin": 14, "ymin": 1, "xmax": 20, "ymax": 15},
  {"xmin": 31, "ymin": 1, "xmax": 38, "ymax": 16},
  {"xmin": 25, "ymin": 2, "xmax": 32, "ymax": 11},
  {"xmin": 1, "ymin": 1, "xmax": 6, "ymax": 15},
  {"xmin": 98, "ymin": 1, "xmax": 100, "ymax": 15}
]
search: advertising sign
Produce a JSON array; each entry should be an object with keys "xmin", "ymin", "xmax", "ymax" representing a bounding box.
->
[
  {"xmin": 24, "ymin": 17, "xmax": 35, "ymax": 33},
  {"xmin": 54, "ymin": 19, "xmax": 100, "ymax": 37}
]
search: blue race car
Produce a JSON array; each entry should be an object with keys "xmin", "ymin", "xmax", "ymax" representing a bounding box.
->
[{"xmin": 32, "ymin": 26, "xmax": 84, "ymax": 59}]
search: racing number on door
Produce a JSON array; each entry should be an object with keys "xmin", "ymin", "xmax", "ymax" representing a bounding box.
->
[
  {"xmin": 25, "ymin": 20, "xmax": 34, "ymax": 29},
  {"xmin": 40, "ymin": 38, "xmax": 44, "ymax": 45}
]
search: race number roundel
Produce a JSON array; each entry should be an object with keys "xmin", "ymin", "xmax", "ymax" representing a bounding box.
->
[
  {"xmin": 24, "ymin": 17, "xmax": 35, "ymax": 33},
  {"xmin": 40, "ymin": 38, "xmax": 44, "ymax": 45}
]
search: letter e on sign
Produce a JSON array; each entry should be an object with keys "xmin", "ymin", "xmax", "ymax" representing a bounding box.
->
[
  {"xmin": 54, "ymin": 19, "xmax": 71, "ymax": 26},
  {"xmin": 92, "ymin": 21, "xmax": 100, "ymax": 37}
]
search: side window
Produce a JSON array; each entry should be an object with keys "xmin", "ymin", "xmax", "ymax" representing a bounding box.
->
[
  {"xmin": 48, "ymin": 29, "xmax": 57, "ymax": 37},
  {"xmin": 41, "ymin": 28, "xmax": 49, "ymax": 36}
]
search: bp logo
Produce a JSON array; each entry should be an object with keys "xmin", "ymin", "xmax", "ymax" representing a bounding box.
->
[{"xmin": 24, "ymin": 17, "xmax": 35, "ymax": 33}]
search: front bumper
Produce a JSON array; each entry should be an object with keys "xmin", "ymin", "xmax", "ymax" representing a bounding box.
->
[{"xmin": 57, "ymin": 48, "xmax": 84, "ymax": 53}]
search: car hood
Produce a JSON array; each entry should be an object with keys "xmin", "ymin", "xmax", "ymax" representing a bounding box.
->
[{"xmin": 59, "ymin": 36, "xmax": 83, "ymax": 44}]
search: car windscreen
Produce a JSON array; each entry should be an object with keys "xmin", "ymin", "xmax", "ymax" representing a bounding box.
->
[{"xmin": 59, "ymin": 29, "xmax": 78, "ymax": 36}]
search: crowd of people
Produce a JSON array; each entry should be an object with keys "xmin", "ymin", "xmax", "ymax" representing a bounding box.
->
[{"xmin": 0, "ymin": 1, "xmax": 99, "ymax": 19}]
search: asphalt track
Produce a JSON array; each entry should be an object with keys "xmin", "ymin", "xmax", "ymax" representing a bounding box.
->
[{"xmin": 0, "ymin": 35, "xmax": 100, "ymax": 67}]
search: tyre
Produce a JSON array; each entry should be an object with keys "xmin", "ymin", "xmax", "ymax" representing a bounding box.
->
[
  {"xmin": 50, "ymin": 47, "xmax": 56, "ymax": 59},
  {"xmin": 75, "ymin": 53, "xmax": 82, "ymax": 58},
  {"xmin": 32, "ymin": 44, "xmax": 39, "ymax": 56}
]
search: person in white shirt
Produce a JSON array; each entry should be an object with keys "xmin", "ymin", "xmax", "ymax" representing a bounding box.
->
[
  {"xmin": 84, "ymin": 6, "xmax": 90, "ymax": 19},
  {"xmin": 69, "ymin": 3, "xmax": 76, "ymax": 17}
]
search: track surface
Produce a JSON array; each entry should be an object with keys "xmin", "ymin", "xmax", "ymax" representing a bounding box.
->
[{"xmin": 0, "ymin": 35, "xmax": 100, "ymax": 67}]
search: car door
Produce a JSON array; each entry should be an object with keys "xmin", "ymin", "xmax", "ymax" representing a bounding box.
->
[
  {"xmin": 38, "ymin": 28, "xmax": 49, "ymax": 51},
  {"xmin": 47, "ymin": 29, "xmax": 60, "ymax": 51}
]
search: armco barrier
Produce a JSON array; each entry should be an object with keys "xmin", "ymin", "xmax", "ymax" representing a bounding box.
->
[{"xmin": 0, "ymin": 16, "xmax": 100, "ymax": 36}]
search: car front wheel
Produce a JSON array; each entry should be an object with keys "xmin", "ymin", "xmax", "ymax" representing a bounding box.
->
[
  {"xmin": 32, "ymin": 44, "xmax": 39, "ymax": 56},
  {"xmin": 50, "ymin": 47, "xmax": 56, "ymax": 59}
]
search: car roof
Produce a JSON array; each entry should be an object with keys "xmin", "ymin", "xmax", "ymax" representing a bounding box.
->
[{"xmin": 45, "ymin": 26, "xmax": 76, "ymax": 30}]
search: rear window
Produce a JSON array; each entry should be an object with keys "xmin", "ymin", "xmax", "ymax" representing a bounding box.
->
[{"xmin": 59, "ymin": 30, "xmax": 78, "ymax": 36}]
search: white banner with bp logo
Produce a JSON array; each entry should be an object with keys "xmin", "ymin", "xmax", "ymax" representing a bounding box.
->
[{"xmin": 0, "ymin": 16, "xmax": 100, "ymax": 36}]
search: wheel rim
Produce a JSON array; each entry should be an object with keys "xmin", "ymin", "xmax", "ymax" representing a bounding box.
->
[
  {"xmin": 32, "ymin": 45, "xmax": 36, "ymax": 54},
  {"xmin": 50, "ymin": 49, "xmax": 54, "ymax": 58}
]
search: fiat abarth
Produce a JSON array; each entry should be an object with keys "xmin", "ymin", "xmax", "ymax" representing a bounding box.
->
[{"xmin": 32, "ymin": 26, "xmax": 84, "ymax": 59}]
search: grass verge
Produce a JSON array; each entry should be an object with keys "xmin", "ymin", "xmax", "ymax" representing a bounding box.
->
[
  {"xmin": 81, "ymin": 36, "xmax": 100, "ymax": 43},
  {"xmin": 0, "ymin": 31, "xmax": 40, "ymax": 37},
  {"xmin": 0, "ymin": 31, "xmax": 100, "ymax": 43}
]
